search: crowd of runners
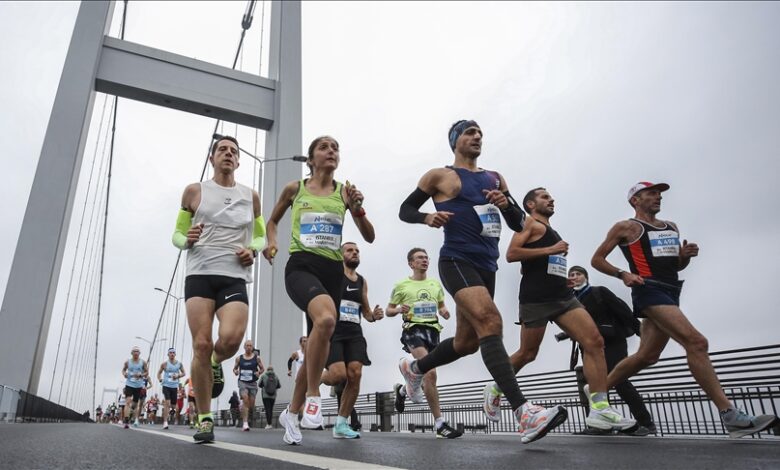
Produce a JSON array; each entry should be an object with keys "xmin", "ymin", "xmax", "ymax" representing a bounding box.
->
[{"xmin": 109, "ymin": 123, "xmax": 777, "ymax": 446}]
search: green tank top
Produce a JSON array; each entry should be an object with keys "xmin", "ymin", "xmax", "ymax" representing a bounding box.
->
[
  {"xmin": 389, "ymin": 277, "xmax": 445, "ymax": 332},
  {"xmin": 290, "ymin": 179, "xmax": 347, "ymax": 261}
]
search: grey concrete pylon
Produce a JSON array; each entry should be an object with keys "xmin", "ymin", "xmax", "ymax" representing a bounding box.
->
[{"xmin": 0, "ymin": 1, "xmax": 302, "ymax": 395}]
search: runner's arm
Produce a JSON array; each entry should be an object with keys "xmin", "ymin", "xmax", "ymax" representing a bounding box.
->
[
  {"xmin": 361, "ymin": 279, "xmax": 383, "ymax": 322},
  {"xmin": 591, "ymin": 221, "xmax": 644, "ymax": 286},
  {"xmin": 399, "ymin": 169, "xmax": 453, "ymax": 227},
  {"xmin": 263, "ymin": 181, "xmax": 297, "ymax": 264},
  {"xmin": 248, "ymin": 190, "xmax": 266, "ymax": 253},
  {"xmin": 122, "ymin": 361, "xmax": 128, "ymax": 378},
  {"xmin": 233, "ymin": 357, "xmax": 240, "ymax": 376},
  {"xmin": 157, "ymin": 363, "xmax": 165, "ymax": 382},
  {"xmin": 257, "ymin": 357, "xmax": 265, "ymax": 377},
  {"xmin": 344, "ymin": 182, "xmax": 376, "ymax": 243},
  {"xmin": 506, "ymin": 221, "xmax": 554, "ymax": 262},
  {"xmin": 438, "ymin": 301, "xmax": 450, "ymax": 320},
  {"xmin": 490, "ymin": 173, "xmax": 525, "ymax": 232}
]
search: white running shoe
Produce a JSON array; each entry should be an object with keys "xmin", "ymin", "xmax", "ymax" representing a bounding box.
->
[
  {"xmin": 398, "ymin": 358, "xmax": 424, "ymax": 404},
  {"xmin": 265, "ymin": 424, "xmax": 273, "ymax": 430},
  {"xmin": 300, "ymin": 396, "xmax": 324, "ymax": 429},
  {"xmin": 482, "ymin": 382, "xmax": 503, "ymax": 423},
  {"xmin": 279, "ymin": 408, "xmax": 302, "ymax": 445},
  {"xmin": 516, "ymin": 402, "xmax": 568, "ymax": 444},
  {"xmin": 586, "ymin": 406, "xmax": 636, "ymax": 431},
  {"xmin": 162, "ymin": 421, "xmax": 168, "ymax": 430},
  {"xmin": 242, "ymin": 422, "xmax": 250, "ymax": 431}
]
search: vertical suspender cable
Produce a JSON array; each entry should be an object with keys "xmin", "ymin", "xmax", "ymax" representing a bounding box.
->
[{"xmin": 94, "ymin": 0, "xmax": 128, "ymax": 420}]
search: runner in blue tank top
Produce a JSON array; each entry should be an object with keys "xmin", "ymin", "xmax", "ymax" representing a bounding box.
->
[{"xmin": 397, "ymin": 120, "xmax": 568, "ymax": 444}]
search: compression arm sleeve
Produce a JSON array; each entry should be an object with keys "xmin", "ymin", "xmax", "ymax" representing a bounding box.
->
[
  {"xmin": 172, "ymin": 209, "xmax": 192, "ymax": 250},
  {"xmin": 248, "ymin": 215, "xmax": 267, "ymax": 251},
  {"xmin": 500, "ymin": 191, "xmax": 526, "ymax": 232},
  {"xmin": 287, "ymin": 357, "xmax": 294, "ymax": 371},
  {"xmin": 399, "ymin": 187, "xmax": 432, "ymax": 224}
]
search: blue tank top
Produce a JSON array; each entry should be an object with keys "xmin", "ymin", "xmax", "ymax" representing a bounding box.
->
[
  {"xmin": 238, "ymin": 354, "xmax": 259, "ymax": 383},
  {"xmin": 126, "ymin": 358, "xmax": 146, "ymax": 388},
  {"xmin": 162, "ymin": 360, "xmax": 182, "ymax": 388},
  {"xmin": 434, "ymin": 167, "xmax": 502, "ymax": 272}
]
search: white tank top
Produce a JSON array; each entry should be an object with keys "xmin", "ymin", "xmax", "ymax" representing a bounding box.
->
[
  {"xmin": 187, "ymin": 179, "xmax": 254, "ymax": 282},
  {"xmin": 292, "ymin": 348, "xmax": 304, "ymax": 379}
]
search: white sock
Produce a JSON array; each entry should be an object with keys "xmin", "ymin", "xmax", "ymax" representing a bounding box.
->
[{"xmin": 435, "ymin": 417, "xmax": 445, "ymax": 429}]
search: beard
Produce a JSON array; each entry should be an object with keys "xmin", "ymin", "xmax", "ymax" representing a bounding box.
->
[{"xmin": 345, "ymin": 259, "xmax": 360, "ymax": 269}]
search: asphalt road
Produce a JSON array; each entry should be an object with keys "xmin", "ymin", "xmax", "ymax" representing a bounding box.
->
[{"xmin": 1, "ymin": 422, "xmax": 779, "ymax": 469}]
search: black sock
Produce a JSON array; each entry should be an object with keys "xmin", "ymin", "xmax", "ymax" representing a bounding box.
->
[
  {"xmin": 480, "ymin": 335, "xmax": 527, "ymax": 410},
  {"xmin": 416, "ymin": 338, "xmax": 462, "ymax": 374}
]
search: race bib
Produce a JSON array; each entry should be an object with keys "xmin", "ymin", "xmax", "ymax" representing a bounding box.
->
[
  {"xmin": 412, "ymin": 301, "xmax": 438, "ymax": 320},
  {"xmin": 547, "ymin": 255, "xmax": 568, "ymax": 278},
  {"xmin": 474, "ymin": 204, "xmax": 501, "ymax": 238},
  {"xmin": 239, "ymin": 370, "xmax": 254, "ymax": 382},
  {"xmin": 339, "ymin": 300, "xmax": 361, "ymax": 324},
  {"xmin": 648, "ymin": 230, "xmax": 680, "ymax": 257},
  {"xmin": 299, "ymin": 212, "xmax": 343, "ymax": 250}
]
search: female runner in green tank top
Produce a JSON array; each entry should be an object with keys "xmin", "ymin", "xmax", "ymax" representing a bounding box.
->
[{"xmin": 263, "ymin": 135, "xmax": 375, "ymax": 443}]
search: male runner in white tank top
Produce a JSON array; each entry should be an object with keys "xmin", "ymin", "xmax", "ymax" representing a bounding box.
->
[{"xmin": 171, "ymin": 136, "xmax": 266, "ymax": 443}]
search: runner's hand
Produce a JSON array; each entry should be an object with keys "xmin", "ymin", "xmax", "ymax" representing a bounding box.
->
[
  {"xmin": 236, "ymin": 248, "xmax": 255, "ymax": 267},
  {"xmin": 262, "ymin": 243, "xmax": 278, "ymax": 265},
  {"xmin": 621, "ymin": 272, "xmax": 645, "ymax": 287},
  {"xmin": 399, "ymin": 304, "xmax": 412, "ymax": 321},
  {"xmin": 439, "ymin": 308, "xmax": 451, "ymax": 320},
  {"xmin": 345, "ymin": 181, "xmax": 364, "ymax": 212},
  {"xmin": 372, "ymin": 305, "xmax": 384, "ymax": 321},
  {"xmin": 681, "ymin": 239, "xmax": 699, "ymax": 258},
  {"xmin": 482, "ymin": 189, "xmax": 508, "ymax": 210},
  {"xmin": 187, "ymin": 223, "xmax": 204, "ymax": 247},
  {"xmin": 547, "ymin": 240, "xmax": 569, "ymax": 255},
  {"xmin": 424, "ymin": 211, "xmax": 454, "ymax": 228},
  {"xmin": 287, "ymin": 370, "xmax": 292, "ymax": 377}
]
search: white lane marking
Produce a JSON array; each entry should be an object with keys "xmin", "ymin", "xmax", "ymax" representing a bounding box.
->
[{"xmin": 134, "ymin": 427, "xmax": 407, "ymax": 470}]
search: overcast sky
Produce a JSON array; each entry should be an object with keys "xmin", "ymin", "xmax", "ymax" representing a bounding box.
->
[{"xmin": 1, "ymin": 1, "xmax": 779, "ymax": 414}]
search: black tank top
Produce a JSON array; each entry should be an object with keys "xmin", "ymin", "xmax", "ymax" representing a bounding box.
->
[
  {"xmin": 332, "ymin": 274, "xmax": 364, "ymax": 340},
  {"xmin": 619, "ymin": 219, "xmax": 680, "ymax": 282},
  {"xmin": 519, "ymin": 222, "xmax": 573, "ymax": 303},
  {"xmin": 238, "ymin": 354, "xmax": 259, "ymax": 383}
]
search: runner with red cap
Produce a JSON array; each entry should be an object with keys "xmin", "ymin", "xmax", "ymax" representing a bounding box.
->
[{"xmin": 591, "ymin": 181, "xmax": 778, "ymax": 438}]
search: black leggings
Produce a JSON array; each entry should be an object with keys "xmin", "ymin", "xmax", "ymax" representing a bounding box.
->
[{"xmin": 262, "ymin": 397, "xmax": 276, "ymax": 425}]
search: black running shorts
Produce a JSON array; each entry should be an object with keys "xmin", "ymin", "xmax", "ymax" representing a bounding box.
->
[
  {"xmin": 327, "ymin": 335, "xmax": 371, "ymax": 367},
  {"xmin": 162, "ymin": 386, "xmax": 178, "ymax": 402},
  {"xmin": 185, "ymin": 274, "xmax": 248, "ymax": 310},
  {"xmin": 400, "ymin": 324, "xmax": 441, "ymax": 353},
  {"xmin": 438, "ymin": 257, "xmax": 496, "ymax": 298},
  {"xmin": 124, "ymin": 385, "xmax": 142, "ymax": 403},
  {"xmin": 285, "ymin": 252, "xmax": 344, "ymax": 334}
]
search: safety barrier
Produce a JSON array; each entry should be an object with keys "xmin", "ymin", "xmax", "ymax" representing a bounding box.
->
[{"xmin": 217, "ymin": 344, "xmax": 780, "ymax": 438}]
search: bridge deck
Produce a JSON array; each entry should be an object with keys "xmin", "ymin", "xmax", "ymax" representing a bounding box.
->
[{"xmin": 1, "ymin": 423, "xmax": 779, "ymax": 469}]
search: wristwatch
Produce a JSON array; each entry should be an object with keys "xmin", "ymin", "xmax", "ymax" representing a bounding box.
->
[{"xmin": 615, "ymin": 269, "xmax": 625, "ymax": 279}]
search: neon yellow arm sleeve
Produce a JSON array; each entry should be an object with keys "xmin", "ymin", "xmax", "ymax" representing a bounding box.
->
[
  {"xmin": 248, "ymin": 215, "xmax": 267, "ymax": 251},
  {"xmin": 172, "ymin": 209, "xmax": 192, "ymax": 250}
]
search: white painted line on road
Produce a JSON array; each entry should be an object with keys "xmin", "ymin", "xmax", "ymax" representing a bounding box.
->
[{"xmin": 134, "ymin": 427, "xmax": 407, "ymax": 470}]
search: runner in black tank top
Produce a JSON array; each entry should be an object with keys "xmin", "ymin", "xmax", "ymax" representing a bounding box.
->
[
  {"xmin": 592, "ymin": 181, "xmax": 778, "ymax": 437},
  {"xmin": 320, "ymin": 242, "xmax": 383, "ymax": 439},
  {"xmin": 484, "ymin": 187, "xmax": 635, "ymax": 432},
  {"xmin": 232, "ymin": 339, "xmax": 263, "ymax": 431}
]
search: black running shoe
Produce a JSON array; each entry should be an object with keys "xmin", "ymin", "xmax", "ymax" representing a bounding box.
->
[
  {"xmin": 193, "ymin": 419, "xmax": 214, "ymax": 443},
  {"xmin": 394, "ymin": 383, "xmax": 405, "ymax": 413},
  {"xmin": 211, "ymin": 360, "xmax": 224, "ymax": 398},
  {"xmin": 436, "ymin": 421, "xmax": 463, "ymax": 439}
]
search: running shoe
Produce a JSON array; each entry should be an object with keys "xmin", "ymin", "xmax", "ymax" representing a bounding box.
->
[
  {"xmin": 398, "ymin": 358, "xmax": 424, "ymax": 404},
  {"xmin": 265, "ymin": 424, "xmax": 273, "ymax": 429},
  {"xmin": 280, "ymin": 408, "xmax": 302, "ymax": 445},
  {"xmin": 193, "ymin": 419, "xmax": 214, "ymax": 443},
  {"xmin": 132, "ymin": 420, "xmax": 140, "ymax": 428},
  {"xmin": 333, "ymin": 421, "xmax": 361, "ymax": 439},
  {"xmin": 586, "ymin": 406, "xmax": 636, "ymax": 431},
  {"xmin": 482, "ymin": 382, "xmax": 503, "ymax": 423},
  {"xmin": 123, "ymin": 422, "xmax": 129, "ymax": 429},
  {"xmin": 301, "ymin": 396, "xmax": 324, "ymax": 429},
  {"xmin": 722, "ymin": 409, "xmax": 777, "ymax": 438},
  {"xmin": 436, "ymin": 421, "xmax": 463, "ymax": 439},
  {"xmin": 622, "ymin": 424, "xmax": 651, "ymax": 436},
  {"xmin": 162, "ymin": 421, "xmax": 169, "ymax": 430},
  {"xmin": 516, "ymin": 403, "xmax": 568, "ymax": 444},
  {"xmin": 393, "ymin": 383, "xmax": 406, "ymax": 413},
  {"xmin": 211, "ymin": 358, "xmax": 225, "ymax": 398},
  {"xmin": 242, "ymin": 422, "xmax": 250, "ymax": 432}
]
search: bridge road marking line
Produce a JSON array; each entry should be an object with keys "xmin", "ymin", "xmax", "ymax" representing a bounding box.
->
[{"xmin": 134, "ymin": 427, "xmax": 407, "ymax": 470}]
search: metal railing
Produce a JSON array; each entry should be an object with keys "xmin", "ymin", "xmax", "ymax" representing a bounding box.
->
[
  {"xmin": 218, "ymin": 344, "xmax": 780, "ymax": 438},
  {"xmin": 0, "ymin": 385, "xmax": 93, "ymax": 423}
]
